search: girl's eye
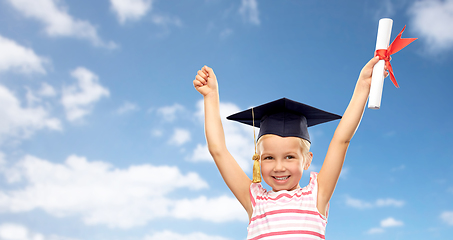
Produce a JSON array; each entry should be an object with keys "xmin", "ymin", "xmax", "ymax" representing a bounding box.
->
[
  {"xmin": 285, "ymin": 155, "xmax": 295, "ymax": 159},
  {"xmin": 263, "ymin": 156, "xmax": 274, "ymax": 160}
]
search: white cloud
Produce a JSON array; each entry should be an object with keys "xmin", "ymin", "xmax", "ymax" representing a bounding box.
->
[
  {"xmin": 144, "ymin": 230, "xmax": 233, "ymax": 240},
  {"xmin": 345, "ymin": 196, "xmax": 405, "ymax": 209},
  {"xmin": 151, "ymin": 129, "xmax": 163, "ymax": 137},
  {"xmin": 168, "ymin": 128, "xmax": 191, "ymax": 146},
  {"xmin": 366, "ymin": 227, "xmax": 385, "ymax": 235},
  {"xmin": 38, "ymin": 82, "xmax": 57, "ymax": 97},
  {"xmin": 116, "ymin": 101, "xmax": 139, "ymax": 115},
  {"xmin": 0, "ymin": 154, "xmax": 245, "ymax": 228},
  {"xmin": 25, "ymin": 83, "xmax": 57, "ymax": 106},
  {"xmin": 375, "ymin": 198, "xmax": 405, "ymax": 207},
  {"xmin": 220, "ymin": 28, "xmax": 233, "ymax": 39},
  {"xmin": 380, "ymin": 217, "xmax": 404, "ymax": 227},
  {"xmin": 0, "ymin": 223, "xmax": 38, "ymax": 240},
  {"xmin": 171, "ymin": 195, "xmax": 246, "ymax": 222},
  {"xmin": 345, "ymin": 196, "xmax": 373, "ymax": 209},
  {"xmin": 110, "ymin": 0, "xmax": 180, "ymax": 37},
  {"xmin": 0, "ymin": 152, "xmax": 5, "ymax": 166},
  {"xmin": 239, "ymin": 0, "xmax": 260, "ymax": 25},
  {"xmin": 61, "ymin": 67, "xmax": 110, "ymax": 122},
  {"xmin": 110, "ymin": 0, "xmax": 152, "ymax": 24},
  {"xmin": 0, "ymin": 35, "xmax": 48, "ymax": 74},
  {"xmin": 156, "ymin": 103, "xmax": 185, "ymax": 122},
  {"xmin": 191, "ymin": 144, "xmax": 212, "ymax": 162},
  {"xmin": 440, "ymin": 211, "xmax": 453, "ymax": 225},
  {"xmin": 150, "ymin": 14, "xmax": 182, "ymax": 28},
  {"xmin": 366, "ymin": 217, "xmax": 404, "ymax": 234},
  {"xmin": 391, "ymin": 164, "xmax": 406, "ymax": 171},
  {"xmin": 6, "ymin": 0, "xmax": 116, "ymax": 48},
  {"xmin": 0, "ymin": 84, "xmax": 61, "ymax": 144},
  {"xmin": 0, "ymin": 223, "xmax": 78, "ymax": 240},
  {"xmin": 190, "ymin": 100, "xmax": 254, "ymax": 172},
  {"xmin": 408, "ymin": 0, "xmax": 453, "ymax": 53},
  {"xmin": 25, "ymin": 87, "xmax": 41, "ymax": 106}
]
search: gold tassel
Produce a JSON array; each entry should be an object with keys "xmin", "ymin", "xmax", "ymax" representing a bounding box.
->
[
  {"xmin": 252, "ymin": 108, "xmax": 261, "ymax": 183},
  {"xmin": 252, "ymin": 153, "xmax": 261, "ymax": 183}
]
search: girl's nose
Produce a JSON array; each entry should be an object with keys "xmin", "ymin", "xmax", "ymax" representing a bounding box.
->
[{"xmin": 273, "ymin": 160, "xmax": 286, "ymax": 172}]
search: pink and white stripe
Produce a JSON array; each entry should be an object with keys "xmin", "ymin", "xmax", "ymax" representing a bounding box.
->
[{"xmin": 247, "ymin": 172, "xmax": 328, "ymax": 240}]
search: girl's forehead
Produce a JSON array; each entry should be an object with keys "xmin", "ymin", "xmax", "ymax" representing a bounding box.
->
[{"xmin": 260, "ymin": 135, "xmax": 302, "ymax": 150}]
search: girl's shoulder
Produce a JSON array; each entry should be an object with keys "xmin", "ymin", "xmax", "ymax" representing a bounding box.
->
[
  {"xmin": 304, "ymin": 171, "xmax": 319, "ymax": 192},
  {"xmin": 250, "ymin": 182, "xmax": 267, "ymax": 197}
]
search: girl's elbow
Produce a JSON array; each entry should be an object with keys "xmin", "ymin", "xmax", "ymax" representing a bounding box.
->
[
  {"xmin": 208, "ymin": 144, "xmax": 226, "ymax": 157},
  {"xmin": 331, "ymin": 137, "xmax": 351, "ymax": 146},
  {"xmin": 208, "ymin": 148, "xmax": 220, "ymax": 157}
]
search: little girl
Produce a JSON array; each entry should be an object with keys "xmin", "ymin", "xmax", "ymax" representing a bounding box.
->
[{"xmin": 193, "ymin": 56, "xmax": 387, "ymax": 239}]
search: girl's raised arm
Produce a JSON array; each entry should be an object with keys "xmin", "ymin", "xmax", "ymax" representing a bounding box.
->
[
  {"xmin": 317, "ymin": 57, "xmax": 385, "ymax": 216},
  {"xmin": 193, "ymin": 66, "xmax": 253, "ymax": 218}
]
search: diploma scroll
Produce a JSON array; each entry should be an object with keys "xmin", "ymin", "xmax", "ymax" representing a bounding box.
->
[{"xmin": 368, "ymin": 18, "xmax": 393, "ymax": 109}]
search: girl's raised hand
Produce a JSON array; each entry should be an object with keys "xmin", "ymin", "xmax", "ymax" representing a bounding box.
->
[
  {"xmin": 193, "ymin": 66, "xmax": 218, "ymax": 97},
  {"xmin": 357, "ymin": 56, "xmax": 389, "ymax": 90}
]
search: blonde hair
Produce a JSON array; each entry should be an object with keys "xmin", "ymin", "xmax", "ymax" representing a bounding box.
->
[{"xmin": 257, "ymin": 134, "xmax": 311, "ymax": 156}]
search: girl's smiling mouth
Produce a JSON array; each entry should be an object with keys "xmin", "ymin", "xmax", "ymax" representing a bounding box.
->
[{"xmin": 273, "ymin": 176, "xmax": 290, "ymax": 180}]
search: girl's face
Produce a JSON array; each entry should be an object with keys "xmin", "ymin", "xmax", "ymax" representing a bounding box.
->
[{"xmin": 259, "ymin": 135, "xmax": 309, "ymax": 192}]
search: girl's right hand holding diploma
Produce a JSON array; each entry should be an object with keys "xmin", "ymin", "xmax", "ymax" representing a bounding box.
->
[
  {"xmin": 317, "ymin": 56, "xmax": 389, "ymax": 213},
  {"xmin": 357, "ymin": 56, "xmax": 389, "ymax": 93},
  {"xmin": 193, "ymin": 65, "xmax": 218, "ymax": 97}
]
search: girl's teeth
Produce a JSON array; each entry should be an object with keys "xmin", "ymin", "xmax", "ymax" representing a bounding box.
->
[{"xmin": 275, "ymin": 176, "xmax": 289, "ymax": 180}]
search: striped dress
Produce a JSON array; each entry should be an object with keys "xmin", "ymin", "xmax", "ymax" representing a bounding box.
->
[{"xmin": 247, "ymin": 172, "xmax": 328, "ymax": 240}]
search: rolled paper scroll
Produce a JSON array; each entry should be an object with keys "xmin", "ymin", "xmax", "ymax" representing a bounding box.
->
[{"xmin": 368, "ymin": 18, "xmax": 393, "ymax": 109}]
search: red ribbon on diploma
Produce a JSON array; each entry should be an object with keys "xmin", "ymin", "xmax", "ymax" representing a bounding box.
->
[{"xmin": 375, "ymin": 26, "xmax": 417, "ymax": 88}]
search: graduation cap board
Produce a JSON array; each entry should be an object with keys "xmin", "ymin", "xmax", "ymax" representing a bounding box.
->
[{"xmin": 226, "ymin": 98, "xmax": 342, "ymax": 143}]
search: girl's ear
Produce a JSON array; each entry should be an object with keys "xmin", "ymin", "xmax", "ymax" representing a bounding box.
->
[{"xmin": 304, "ymin": 152, "xmax": 313, "ymax": 170}]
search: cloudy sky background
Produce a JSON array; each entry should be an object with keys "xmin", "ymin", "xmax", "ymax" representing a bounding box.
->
[{"xmin": 0, "ymin": 0, "xmax": 452, "ymax": 239}]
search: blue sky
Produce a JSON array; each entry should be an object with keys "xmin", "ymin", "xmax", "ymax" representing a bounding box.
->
[{"xmin": 0, "ymin": 0, "xmax": 452, "ymax": 239}]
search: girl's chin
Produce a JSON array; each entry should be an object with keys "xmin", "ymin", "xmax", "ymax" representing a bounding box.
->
[{"xmin": 268, "ymin": 181, "xmax": 301, "ymax": 192}]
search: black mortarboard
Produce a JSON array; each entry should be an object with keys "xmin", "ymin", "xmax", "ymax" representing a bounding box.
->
[{"xmin": 226, "ymin": 98, "xmax": 342, "ymax": 143}]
